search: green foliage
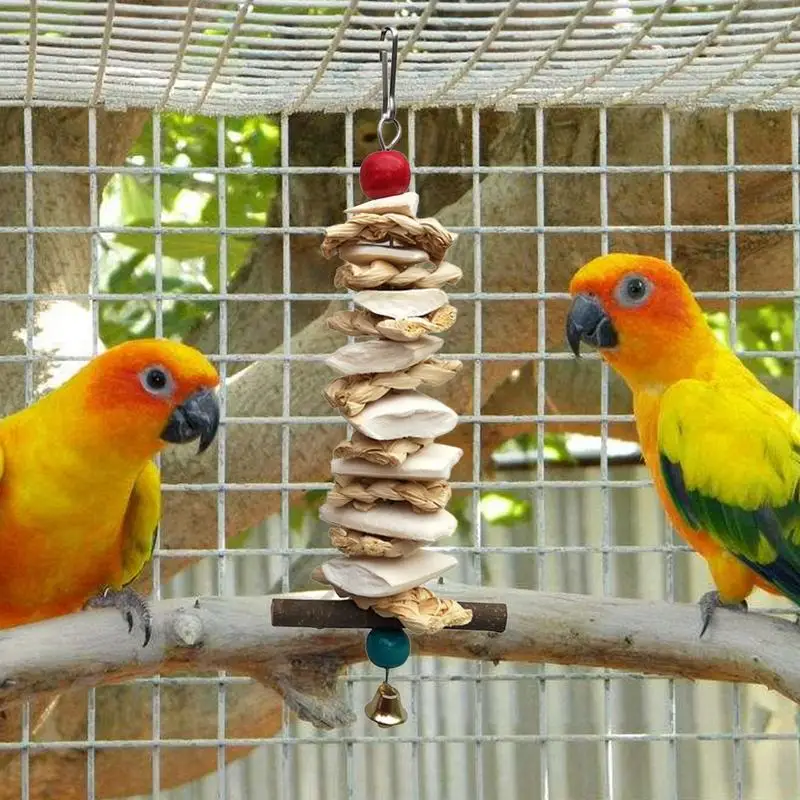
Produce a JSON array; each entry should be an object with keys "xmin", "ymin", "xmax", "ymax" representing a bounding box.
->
[
  {"xmin": 478, "ymin": 491, "xmax": 532, "ymax": 526},
  {"xmin": 99, "ymin": 113, "xmax": 280, "ymax": 346},
  {"xmin": 707, "ymin": 303, "xmax": 795, "ymax": 378},
  {"xmin": 288, "ymin": 489, "xmax": 328, "ymax": 532},
  {"xmin": 498, "ymin": 432, "xmax": 578, "ymax": 465},
  {"xmin": 444, "ymin": 490, "xmax": 532, "ymax": 542}
]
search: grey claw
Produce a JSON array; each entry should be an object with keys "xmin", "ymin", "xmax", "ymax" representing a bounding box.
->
[
  {"xmin": 698, "ymin": 590, "xmax": 747, "ymax": 638},
  {"xmin": 85, "ymin": 587, "xmax": 153, "ymax": 648}
]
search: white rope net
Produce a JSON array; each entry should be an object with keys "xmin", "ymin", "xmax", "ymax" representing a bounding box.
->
[{"xmin": 6, "ymin": 0, "xmax": 800, "ymax": 114}]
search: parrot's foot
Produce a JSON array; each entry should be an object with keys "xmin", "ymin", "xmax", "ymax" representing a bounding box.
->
[
  {"xmin": 85, "ymin": 587, "xmax": 152, "ymax": 647},
  {"xmin": 698, "ymin": 590, "xmax": 747, "ymax": 638}
]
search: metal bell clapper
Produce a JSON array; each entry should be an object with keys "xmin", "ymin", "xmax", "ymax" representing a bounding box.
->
[{"xmin": 364, "ymin": 627, "xmax": 411, "ymax": 728}]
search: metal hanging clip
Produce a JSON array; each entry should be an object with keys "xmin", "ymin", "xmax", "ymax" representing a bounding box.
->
[{"xmin": 378, "ymin": 26, "xmax": 401, "ymax": 150}]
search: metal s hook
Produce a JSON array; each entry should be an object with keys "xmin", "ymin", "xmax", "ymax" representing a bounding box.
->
[{"xmin": 378, "ymin": 26, "xmax": 401, "ymax": 150}]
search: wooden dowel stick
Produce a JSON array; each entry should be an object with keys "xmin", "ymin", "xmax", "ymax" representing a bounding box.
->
[{"xmin": 270, "ymin": 598, "xmax": 508, "ymax": 632}]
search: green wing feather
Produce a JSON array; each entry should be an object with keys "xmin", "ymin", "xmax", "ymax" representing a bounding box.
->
[{"xmin": 658, "ymin": 379, "xmax": 800, "ymax": 604}]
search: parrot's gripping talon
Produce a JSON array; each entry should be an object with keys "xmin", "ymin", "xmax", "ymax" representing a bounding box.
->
[
  {"xmin": 85, "ymin": 587, "xmax": 153, "ymax": 647},
  {"xmin": 698, "ymin": 590, "xmax": 747, "ymax": 638}
]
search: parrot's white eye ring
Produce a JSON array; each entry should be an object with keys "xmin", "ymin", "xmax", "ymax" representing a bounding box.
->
[
  {"xmin": 139, "ymin": 364, "xmax": 174, "ymax": 397},
  {"xmin": 615, "ymin": 273, "xmax": 653, "ymax": 308}
]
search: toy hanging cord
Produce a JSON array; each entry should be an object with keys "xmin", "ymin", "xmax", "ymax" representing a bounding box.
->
[{"xmin": 270, "ymin": 26, "xmax": 507, "ymax": 726}]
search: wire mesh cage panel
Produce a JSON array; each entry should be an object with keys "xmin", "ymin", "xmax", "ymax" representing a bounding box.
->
[
  {"xmin": 4, "ymin": 1, "xmax": 800, "ymax": 112},
  {"xmin": 1, "ymin": 2, "xmax": 800, "ymax": 800}
]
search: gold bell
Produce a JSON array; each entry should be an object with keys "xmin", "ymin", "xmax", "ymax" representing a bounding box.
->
[{"xmin": 365, "ymin": 681, "xmax": 407, "ymax": 728}]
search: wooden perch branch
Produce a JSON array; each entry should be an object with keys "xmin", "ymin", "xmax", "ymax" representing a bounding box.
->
[{"xmin": 0, "ymin": 584, "xmax": 799, "ymax": 731}]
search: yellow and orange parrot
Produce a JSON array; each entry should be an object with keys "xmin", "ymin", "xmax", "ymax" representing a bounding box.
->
[
  {"xmin": 566, "ymin": 253, "xmax": 800, "ymax": 634},
  {"xmin": 0, "ymin": 338, "xmax": 219, "ymax": 645}
]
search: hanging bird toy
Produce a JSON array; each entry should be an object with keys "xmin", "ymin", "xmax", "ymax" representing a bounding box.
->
[{"xmin": 271, "ymin": 26, "xmax": 507, "ymax": 728}]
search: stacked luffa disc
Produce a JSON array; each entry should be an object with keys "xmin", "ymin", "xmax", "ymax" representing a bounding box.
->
[{"xmin": 314, "ymin": 190, "xmax": 473, "ymax": 634}]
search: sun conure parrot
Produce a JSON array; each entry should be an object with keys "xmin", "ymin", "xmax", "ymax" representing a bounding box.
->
[
  {"xmin": 0, "ymin": 338, "xmax": 220, "ymax": 645},
  {"xmin": 566, "ymin": 252, "xmax": 800, "ymax": 634}
]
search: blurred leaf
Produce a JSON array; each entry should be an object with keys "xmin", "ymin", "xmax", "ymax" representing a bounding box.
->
[
  {"xmin": 495, "ymin": 431, "xmax": 577, "ymax": 465},
  {"xmin": 480, "ymin": 492, "xmax": 531, "ymax": 526},
  {"xmin": 289, "ymin": 489, "xmax": 328, "ymax": 532},
  {"xmin": 100, "ymin": 112, "xmax": 280, "ymax": 344},
  {"xmin": 114, "ymin": 222, "xmax": 253, "ymax": 270},
  {"xmin": 106, "ymin": 251, "xmax": 148, "ymax": 293},
  {"xmin": 119, "ymin": 175, "xmax": 154, "ymax": 225},
  {"xmin": 543, "ymin": 433, "xmax": 576, "ymax": 464},
  {"xmin": 706, "ymin": 303, "xmax": 794, "ymax": 378}
]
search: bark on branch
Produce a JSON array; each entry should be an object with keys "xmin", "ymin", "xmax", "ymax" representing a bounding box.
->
[{"xmin": 0, "ymin": 586, "xmax": 798, "ymax": 742}]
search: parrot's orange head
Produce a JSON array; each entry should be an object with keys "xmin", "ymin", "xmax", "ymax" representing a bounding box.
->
[
  {"xmin": 566, "ymin": 253, "xmax": 714, "ymax": 388},
  {"xmin": 78, "ymin": 338, "xmax": 221, "ymax": 457}
]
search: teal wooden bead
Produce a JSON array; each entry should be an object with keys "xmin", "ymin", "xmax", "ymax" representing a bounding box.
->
[{"xmin": 365, "ymin": 628, "xmax": 410, "ymax": 670}]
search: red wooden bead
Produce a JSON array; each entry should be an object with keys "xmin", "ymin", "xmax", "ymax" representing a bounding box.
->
[{"xmin": 359, "ymin": 149, "xmax": 411, "ymax": 199}]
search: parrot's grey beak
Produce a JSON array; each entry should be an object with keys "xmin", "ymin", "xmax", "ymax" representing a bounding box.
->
[
  {"xmin": 161, "ymin": 388, "xmax": 220, "ymax": 453},
  {"xmin": 566, "ymin": 294, "xmax": 618, "ymax": 357}
]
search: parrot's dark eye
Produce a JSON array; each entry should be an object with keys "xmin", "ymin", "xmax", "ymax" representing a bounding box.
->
[
  {"xmin": 626, "ymin": 278, "xmax": 646, "ymax": 299},
  {"xmin": 139, "ymin": 365, "xmax": 173, "ymax": 397},
  {"xmin": 615, "ymin": 273, "xmax": 653, "ymax": 308},
  {"xmin": 146, "ymin": 369, "xmax": 167, "ymax": 390}
]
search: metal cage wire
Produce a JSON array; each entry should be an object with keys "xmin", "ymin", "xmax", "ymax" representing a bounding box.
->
[
  {"xmin": 3, "ymin": 3, "xmax": 800, "ymax": 799},
  {"xmin": 3, "ymin": 101, "xmax": 800, "ymax": 800},
  {"xmin": 4, "ymin": 1, "xmax": 800, "ymax": 113}
]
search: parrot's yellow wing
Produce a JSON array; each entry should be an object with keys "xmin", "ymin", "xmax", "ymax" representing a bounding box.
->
[
  {"xmin": 117, "ymin": 460, "xmax": 161, "ymax": 588},
  {"xmin": 658, "ymin": 378, "xmax": 800, "ymax": 603}
]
